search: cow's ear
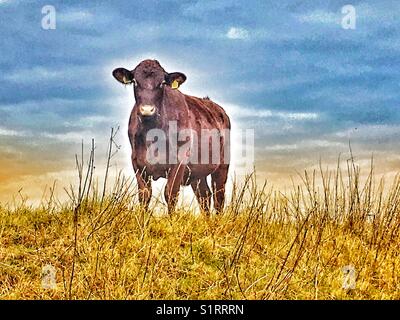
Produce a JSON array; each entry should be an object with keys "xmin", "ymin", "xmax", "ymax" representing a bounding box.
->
[
  {"xmin": 165, "ymin": 72, "xmax": 186, "ymax": 89},
  {"xmin": 112, "ymin": 68, "xmax": 134, "ymax": 85}
]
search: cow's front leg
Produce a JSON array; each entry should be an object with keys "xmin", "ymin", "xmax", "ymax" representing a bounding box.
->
[
  {"xmin": 164, "ymin": 164, "xmax": 185, "ymax": 214},
  {"xmin": 133, "ymin": 164, "xmax": 152, "ymax": 210},
  {"xmin": 137, "ymin": 172, "xmax": 152, "ymax": 210}
]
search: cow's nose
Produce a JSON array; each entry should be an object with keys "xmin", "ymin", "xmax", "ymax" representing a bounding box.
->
[{"xmin": 139, "ymin": 105, "xmax": 156, "ymax": 116}]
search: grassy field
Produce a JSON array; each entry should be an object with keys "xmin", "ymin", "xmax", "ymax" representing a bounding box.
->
[{"xmin": 1, "ymin": 154, "xmax": 400, "ymax": 300}]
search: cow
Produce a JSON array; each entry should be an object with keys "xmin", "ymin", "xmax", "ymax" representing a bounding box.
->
[{"xmin": 112, "ymin": 59, "xmax": 230, "ymax": 214}]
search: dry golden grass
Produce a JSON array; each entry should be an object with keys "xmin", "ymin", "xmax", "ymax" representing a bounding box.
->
[{"xmin": 1, "ymin": 137, "xmax": 400, "ymax": 299}]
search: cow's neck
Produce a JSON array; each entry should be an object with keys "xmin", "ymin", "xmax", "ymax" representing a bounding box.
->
[{"xmin": 159, "ymin": 87, "xmax": 183, "ymax": 127}]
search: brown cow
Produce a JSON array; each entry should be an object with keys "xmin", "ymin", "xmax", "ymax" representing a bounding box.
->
[{"xmin": 112, "ymin": 59, "xmax": 230, "ymax": 214}]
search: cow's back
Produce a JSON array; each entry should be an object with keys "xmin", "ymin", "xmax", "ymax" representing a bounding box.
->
[
  {"xmin": 185, "ymin": 95, "xmax": 230, "ymax": 131},
  {"xmin": 182, "ymin": 95, "xmax": 230, "ymax": 183}
]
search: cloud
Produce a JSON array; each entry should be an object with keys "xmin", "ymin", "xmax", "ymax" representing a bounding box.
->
[
  {"xmin": 58, "ymin": 9, "xmax": 94, "ymax": 24},
  {"xmin": 265, "ymin": 143, "xmax": 298, "ymax": 151},
  {"xmin": 283, "ymin": 112, "xmax": 318, "ymax": 121},
  {"xmin": 0, "ymin": 144, "xmax": 22, "ymax": 155},
  {"xmin": 182, "ymin": 0, "xmax": 238, "ymax": 18},
  {"xmin": 225, "ymin": 104, "xmax": 319, "ymax": 121},
  {"xmin": 0, "ymin": 127, "xmax": 27, "ymax": 137},
  {"xmin": 297, "ymin": 10, "xmax": 339, "ymax": 25},
  {"xmin": 4, "ymin": 67, "xmax": 59, "ymax": 82},
  {"xmin": 41, "ymin": 130, "xmax": 96, "ymax": 142},
  {"xmin": 334, "ymin": 125, "xmax": 400, "ymax": 140},
  {"xmin": 265, "ymin": 139, "xmax": 345, "ymax": 151},
  {"xmin": 64, "ymin": 115, "xmax": 111, "ymax": 128},
  {"xmin": 226, "ymin": 27, "xmax": 249, "ymax": 39},
  {"xmin": 0, "ymin": 0, "xmax": 14, "ymax": 5},
  {"xmin": 231, "ymin": 74, "xmax": 316, "ymax": 93},
  {"xmin": 3, "ymin": 65, "xmax": 96, "ymax": 84},
  {"xmin": 0, "ymin": 96, "xmax": 124, "ymax": 146}
]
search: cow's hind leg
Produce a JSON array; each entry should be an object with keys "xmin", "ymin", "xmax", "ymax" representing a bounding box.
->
[
  {"xmin": 211, "ymin": 165, "xmax": 229, "ymax": 214},
  {"xmin": 191, "ymin": 178, "xmax": 211, "ymax": 215}
]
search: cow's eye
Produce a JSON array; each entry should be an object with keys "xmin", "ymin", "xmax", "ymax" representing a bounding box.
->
[
  {"xmin": 159, "ymin": 80, "xmax": 166, "ymax": 88},
  {"xmin": 133, "ymin": 78, "xmax": 138, "ymax": 87}
]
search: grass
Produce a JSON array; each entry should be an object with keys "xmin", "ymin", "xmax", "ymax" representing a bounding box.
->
[{"xmin": 1, "ymin": 137, "xmax": 400, "ymax": 299}]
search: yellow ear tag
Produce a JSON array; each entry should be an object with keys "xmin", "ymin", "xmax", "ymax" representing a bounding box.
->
[{"xmin": 171, "ymin": 79, "xmax": 179, "ymax": 89}]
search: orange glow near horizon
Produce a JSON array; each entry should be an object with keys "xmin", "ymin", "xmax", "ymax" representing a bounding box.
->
[{"xmin": 1, "ymin": 147, "xmax": 399, "ymax": 207}]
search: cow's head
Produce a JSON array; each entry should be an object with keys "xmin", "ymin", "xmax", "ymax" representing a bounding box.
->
[{"xmin": 112, "ymin": 59, "xmax": 186, "ymax": 119}]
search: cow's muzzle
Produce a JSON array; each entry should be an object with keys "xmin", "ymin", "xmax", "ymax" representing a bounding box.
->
[{"xmin": 139, "ymin": 105, "xmax": 156, "ymax": 117}]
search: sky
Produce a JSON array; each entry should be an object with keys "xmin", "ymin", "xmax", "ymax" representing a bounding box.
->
[{"xmin": 0, "ymin": 0, "xmax": 399, "ymax": 204}]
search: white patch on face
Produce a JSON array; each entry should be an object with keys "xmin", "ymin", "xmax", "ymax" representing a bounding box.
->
[{"xmin": 139, "ymin": 104, "xmax": 156, "ymax": 116}]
